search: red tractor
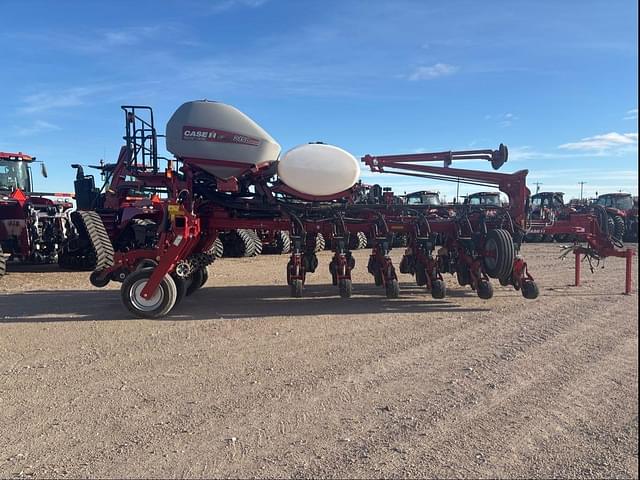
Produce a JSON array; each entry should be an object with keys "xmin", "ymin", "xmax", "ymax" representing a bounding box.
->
[
  {"xmin": 594, "ymin": 192, "xmax": 638, "ymax": 242},
  {"xmin": 0, "ymin": 151, "xmax": 73, "ymax": 277}
]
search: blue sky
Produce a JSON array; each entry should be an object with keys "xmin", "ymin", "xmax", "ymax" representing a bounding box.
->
[{"xmin": 1, "ymin": 0, "xmax": 637, "ymax": 201}]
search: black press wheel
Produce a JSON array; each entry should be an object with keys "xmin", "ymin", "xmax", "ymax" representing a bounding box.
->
[
  {"xmin": 431, "ymin": 279, "xmax": 446, "ymax": 299},
  {"xmin": 90, "ymin": 270, "xmax": 110, "ymax": 288},
  {"xmin": 291, "ymin": 279, "xmax": 303, "ymax": 298},
  {"xmin": 476, "ymin": 279, "xmax": 494, "ymax": 299},
  {"xmin": 171, "ymin": 273, "xmax": 188, "ymax": 305},
  {"xmin": 521, "ymin": 280, "xmax": 539, "ymax": 299},
  {"xmin": 415, "ymin": 267, "xmax": 428, "ymax": 286},
  {"xmin": 121, "ymin": 268, "xmax": 177, "ymax": 318},
  {"xmin": 385, "ymin": 279, "xmax": 400, "ymax": 299},
  {"xmin": 186, "ymin": 268, "xmax": 204, "ymax": 297},
  {"xmin": 338, "ymin": 278, "xmax": 352, "ymax": 298}
]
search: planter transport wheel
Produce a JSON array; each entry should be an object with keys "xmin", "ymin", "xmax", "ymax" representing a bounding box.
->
[{"xmin": 121, "ymin": 268, "xmax": 178, "ymax": 319}]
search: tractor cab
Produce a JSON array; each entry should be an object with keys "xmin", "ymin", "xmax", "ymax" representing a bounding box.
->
[
  {"xmin": 595, "ymin": 193, "xmax": 634, "ymax": 212},
  {"xmin": 531, "ymin": 191, "xmax": 565, "ymax": 210},
  {"xmin": 404, "ymin": 190, "xmax": 441, "ymax": 206},
  {"xmin": 0, "ymin": 152, "xmax": 36, "ymax": 195},
  {"xmin": 465, "ymin": 191, "xmax": 503, "ymax": 207}
]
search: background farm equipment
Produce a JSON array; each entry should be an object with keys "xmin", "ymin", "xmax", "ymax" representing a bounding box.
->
[
  {"xmin": 594, "ymin": 192, "xmax": 638, "ymax": 242},
  {"xmin": 0, "ymin": 151, "xmax": 73, "ymax": 277}
]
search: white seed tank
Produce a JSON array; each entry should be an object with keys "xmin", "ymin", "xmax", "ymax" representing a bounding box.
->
[
  {"xmin": 277, "ymin": 144, "xmax": 360, "ymax": 197},
  {"xmin": 165, "ymin": 100, "xmax": 360, "ymax": 197},
  {"xmin": 166, "ymin": 100, "xmax": 281, "ymax": 179}
]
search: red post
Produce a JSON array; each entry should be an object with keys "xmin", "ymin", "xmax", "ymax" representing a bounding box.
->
[
  {"xmin": 625, "ymin": 249, "xmax": 634, "ymax": 295},
  {"xmin": 574, "ymin": 250, "xmax": 581, "ymax": 287}
]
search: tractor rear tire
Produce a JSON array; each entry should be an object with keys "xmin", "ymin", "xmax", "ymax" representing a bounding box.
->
[
  {"xmin": 274, "ymin": 230, "xmax": 291, "ymax": 254},
  {"xmin": 121, "ymin": 268, "xmax": 177, "ymax": 319},
  {"xmin": 210, "ymin": 237, "xmax": 224, "ymax": 258},
  {"xmin": 612, "ymin": 215, "xmax": 626, "ymax": 241},
  {"xmin": 313, "ymin": 233, "xmax": 326, "ymax": 253},
  {"xmin": 483, "ymin": 229, "xmax": 515, "ymax": 280},
  {"xmin": 63, "ymin": 211, "xmax": 114, "ymax": 271}
]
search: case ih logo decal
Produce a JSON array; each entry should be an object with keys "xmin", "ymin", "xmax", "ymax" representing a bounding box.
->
[{"xmin": 182, "ymin": 126, "xmax": 261, "ymax": 146}]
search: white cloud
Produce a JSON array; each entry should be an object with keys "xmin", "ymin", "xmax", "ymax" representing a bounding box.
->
[
  {"xmin": 558, "ymin": 132, "xmax": 638, "ymax": 152},
  {"xmin": 14, "ymin": 120, "xmax": 61, "ymax": 136},
  {"xmin": 624, "ymin": 108, "xmax": 638, "ymax": 120},
  {"xmin": 408, "ymin": 63, "xmax": 458, "ymax": 81},
  {"xmin": 208, "ymin": 0, "xmax": 268, "ymax": 13}
]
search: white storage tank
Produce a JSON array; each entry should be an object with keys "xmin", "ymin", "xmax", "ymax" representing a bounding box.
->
[
  {"xmin": 277, "ymin": 143, "xmax": 360, "ymax": 197},
  {"xmin": 166, "ymin": 100, "xmax": 281, "ymax": 179}
]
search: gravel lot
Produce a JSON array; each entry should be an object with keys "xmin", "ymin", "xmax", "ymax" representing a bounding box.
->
[{"xmin": 0, "ymin": 243, "xmax": 637, "ymax": 478}]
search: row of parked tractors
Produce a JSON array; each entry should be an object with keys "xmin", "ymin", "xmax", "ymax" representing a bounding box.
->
[{"xmin": 0, "ymin": 101, "xmax": 635, "ymax": 318}]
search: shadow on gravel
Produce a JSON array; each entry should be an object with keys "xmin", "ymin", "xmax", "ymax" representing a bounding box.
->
[{"xmin": 0, "ymin": 283, "xmax": 489, "ymax": 323}]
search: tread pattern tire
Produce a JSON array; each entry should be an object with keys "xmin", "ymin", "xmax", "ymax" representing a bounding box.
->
[
  {"xmin": 65, "ymin": 211, "xmax": 115, "ymax": 271},
  {"xmin": 483, "ymin": 229, "xmax": 515, "ymax": 281},
  {"xmin": 0, "ymin": 245, "xmax": 6, "ymax": 278},
  {"xmin": 612, "ymin": 215, "xmax": 626, "ymax": 241},
  {"xmin": 312, "ymin": 233, "xmax": 325, "ymax": 253}
]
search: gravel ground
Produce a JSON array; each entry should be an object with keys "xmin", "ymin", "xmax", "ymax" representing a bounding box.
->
[{"xmin": 0, "ymin": 243, "xmax": 637, "ymax": 478}]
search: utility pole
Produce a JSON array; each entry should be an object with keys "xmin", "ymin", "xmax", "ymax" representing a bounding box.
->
[
  {"xmin": 533, "ymin": 181, "xmax": 543, "ymax": 194},
  {"xmin": 579, "ymin": 181, "xmax": 587, "ymax": 200}
]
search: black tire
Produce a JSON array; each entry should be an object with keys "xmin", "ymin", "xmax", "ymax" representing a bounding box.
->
[
  {"xmin": 312, "ymin": 233, "xmax": 326, "ymax": 253},
  {"xmin": 431, "ymin": 279, "xmax": 446, "ymax": 299},
  {"xmin": 275, "ymin": 230, "xmax": 291, "ymax": 254},
  {"xmin": 385, "ymin": 279, "xmax": 400, "ymax": 299},
  {"xmin": 185, "ymin": 268, "xmax": 203, "ymax": 297},
  {"xmin": 223, "ymin": 230, "xmax": 261, "ymax": 257},
  {"xmin": 200, "ymin": 267, "xmax": 209, "ymax": 287},
  {"xmin": 338, "ymin": 279, "xmax": 352, "ymax": 298},
  {"xmin": 210, "ymin": 237, "xmax": 224, "ymax": 258},
  {"xmin": 477, "ymin": 279, "xmax": 494, "ymax": 300},
  {"xmin": 612, "ymin": 215, "xmax": 626, "ymax": 241},
  {"xmin": 171, "ymin": 273, "xmax": 187, "ymax": 305},
  {"xmin": 0, "ymin": 246, "xmax": 6, "ymax": 277},
  {"xmin": 90, "ymin": 270, "xmax": 110, "ymax": 288},
  {"xmin": 373, "ymin": 270, "xmax": 383, "ymax": 286},
  {"xmin": 71, "ymin": 211, "xmax": 114, "ymax": 270},
  {"xmin": 415, "ymin": 267, "xmax": 427, "ymax": 286},
  {"xmin": 356, "ymin": 232, "xmax": 368, "ymax": 250},
  {"xmin": 291, "ymin": 279, "xmax": 303, "ymax": 298},
  {"xmin": 483, "ymin": 229, "xmax": 515, "ymax": 281},
  {"xmin": 521, "ymin": 280, "xmax": 539, "ymax": 299},
  {"xmin": 121, "ymin": 268, "xmax": 177, "ymax": 318},
  {"xmin": 348, "ymin": 231, "xmax": 368, "ymax": 250},
  {"xmin": 456, "ymin": 264, "xmax": 471, "ymax": 286}
]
